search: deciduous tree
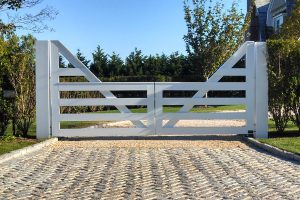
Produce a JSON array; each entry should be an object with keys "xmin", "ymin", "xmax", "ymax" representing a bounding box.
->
[
  {"xmin": 0, "ymin": 0, "xmax": 58, "ymax": 34},
  {"xmin": 2, "ymin": 34, "xmax": 36, "ymax": 137},
  {"xmin": 183, "ymin": 0, "xmax": 250, "ymax": 81}
]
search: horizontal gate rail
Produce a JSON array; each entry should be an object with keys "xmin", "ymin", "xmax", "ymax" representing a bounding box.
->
[
  {"xmin": 59, "ymin": 98, "xmax": 149, "ymax": 106},
  {"xmin": 159, "ymin": 112, "xmax": 247, "ymax": 120},
  {"xmin": 156, "ymin": 82, "xmax": 247, "ymax": 90},
  {"xmin": 58, "ymin": 82, "xmax": 153, "ymax": 91},
  {"xmin": 60, "ymin": 113, "xmax": 153, "ymax": 121},
  {"xmin": 59, "ymin": 128, "xmax": 153, "ymax": 137},
  {"xmin": 156, "ymin": 127, "xmax": 247, "ymax": 135},
  {"xmin": 57, "ymin": 68, "xmax": 86, "ymax": 76},
  {"xmin": 158, "ymin": 98, "xmax": 246, "ymax": 105}
]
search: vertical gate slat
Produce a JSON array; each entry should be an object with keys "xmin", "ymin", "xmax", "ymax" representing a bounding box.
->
[
  {"xmin": 245, "ymin": 43, "xmax": 256, "ymax": 134},
  {"xmin": 50, "ymin": 42, "xmax": 60, "ymax": 137}
]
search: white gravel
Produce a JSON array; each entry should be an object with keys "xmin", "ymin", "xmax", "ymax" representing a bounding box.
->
[{"xmin": 89, "ymin": 110, "xmax": 247, "ymax": 128}]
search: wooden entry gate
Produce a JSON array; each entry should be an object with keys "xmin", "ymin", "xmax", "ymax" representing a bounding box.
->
[{"xmin": 35, "ymin": 41, "xmax": 268, "ymax": 138}]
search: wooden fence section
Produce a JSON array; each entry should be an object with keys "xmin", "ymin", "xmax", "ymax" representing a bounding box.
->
[{"xmin": 35, "ymin": 41, "xmax": 268, "ymax": 138}]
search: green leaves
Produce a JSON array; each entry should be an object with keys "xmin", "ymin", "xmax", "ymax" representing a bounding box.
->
[
  {"xmin": 90, "ymin": 46, "xmax": 108, "ymax": 78},
  {"xmin": 267, "ymin": 40, "xmax": 300, "ymax": 133},
  {"xmin": 183, "ymin": 0, "xmax": 249, "ymax": 81},
  {"xmin": 276, "ymin": 0, "xmax": 300, "ymax": 40},
  {"xmin": 0, "ymin": 34, "xmax": 36, "ymax": 137}
]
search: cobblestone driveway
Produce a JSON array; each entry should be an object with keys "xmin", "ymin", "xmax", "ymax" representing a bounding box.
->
[{"xmin": 0, "ymin": 137, "xmax": 300, "ymax": 200}]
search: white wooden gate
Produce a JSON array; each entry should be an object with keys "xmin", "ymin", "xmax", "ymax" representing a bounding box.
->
[{"xmin": 35, "ymin": 41, "xmax": 268, "ymax": 138}]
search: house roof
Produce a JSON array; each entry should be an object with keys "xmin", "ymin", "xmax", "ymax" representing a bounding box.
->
[{"xmin": 270, "ymin": 0, "xmax": 286, "ymax": 13}]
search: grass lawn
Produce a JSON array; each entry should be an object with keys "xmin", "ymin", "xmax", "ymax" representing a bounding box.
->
[
  {"xmin": 258, "ymin": 120, "xmax": 300, "ymax": 155},
  {"xmin": 1, "ymin": 123, "xmax": 39, "ymax": 156},
  {"xmin": 258, "ymin": 137, "xmax": 300, "ymax": 155},
  {"xmin": 0, "ymin": 138, "xmax": 38, "ymax": 156}
]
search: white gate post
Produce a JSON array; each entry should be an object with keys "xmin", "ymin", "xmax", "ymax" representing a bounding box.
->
[
  {"xmin": 254, "ymin": 42, "xmax": 268, "ymax": 138},
  {"xmin": 35, "ymin": 41, "xmax": 51, "ymax": 139}
]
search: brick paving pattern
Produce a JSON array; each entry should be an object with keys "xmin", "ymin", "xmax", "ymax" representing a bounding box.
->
[{"xmin": 0, "ymin": 138, "xmax": 300, "ymax": 199}]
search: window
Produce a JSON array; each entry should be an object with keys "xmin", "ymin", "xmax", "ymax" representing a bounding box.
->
[{"xmin": 273, "ymin": 14, "xmax": 284, "ymax": 33}]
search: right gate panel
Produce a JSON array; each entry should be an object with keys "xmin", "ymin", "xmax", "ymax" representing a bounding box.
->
[
  {"xmin": 155, "ymin": 82, "xmax": 250, "ymax": 135},
  {"xmin": 154, "ymin": 42, "xmax": 256, "ymax": 135}
]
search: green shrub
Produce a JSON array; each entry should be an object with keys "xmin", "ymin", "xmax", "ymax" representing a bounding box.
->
[
  {"xmin": 1, "ymin": 135, "xmax": 16, "ymax": 142},
  {"xmin": 267, "ymin": 40, "xmax": 300, "ymax": 133},
  {"xmin": 1, "ymin": 34, "xmax": 36, "ymax": 137},
  {"xmin": 0, "ymin": 37, "xmax": 13, "ymax": 136}
]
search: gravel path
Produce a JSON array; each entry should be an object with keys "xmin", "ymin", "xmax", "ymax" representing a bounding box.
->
[
  {"xmin": 91, "ymin": 110, "xmax": 247, "ymax": 128},
  {"xmin": 0, "ymin": 137, "xmax": 300, "ymax": 199}
]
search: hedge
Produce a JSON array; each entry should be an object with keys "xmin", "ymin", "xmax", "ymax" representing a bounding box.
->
[{"xmin": 267, "ymin": 40, "xmax": 300, "ymax": 133}]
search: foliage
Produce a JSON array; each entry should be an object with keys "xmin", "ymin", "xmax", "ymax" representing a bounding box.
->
[
  {"xmin": 0, "ymin": 0, "xmax": 58, "ymax": 34},
  {"xmin": 0, "ymin": 37, "xmax": 12, "ymax": 136},
  {"xmin": 267, "ymin": 40, "xmax": 300, "ymax": 133},
  {"xmin": 88, "ymin": 45, "xmax": 193, "ymax": 82},
  {"xmin": 1, "ymin": 135, "xmax": 16, "ymax": 142},
  {"xmin": 124, "ymin": 48, "xmax": 146, "ymax": 76},
  {"xmin": 183, "ymin": 0, "xmax": 250, "ymax": 81},
  {"xmin": 1, "ymin": 34, "xmax": 36, "ymax": 137},
  {"xmin": 108, "ymin": 52, "xmax": 123, "ymax": 77},
  {"xmin": 75, "ymin": 49, "xmax": 90, "ymax": 67},
  {"xmin": 276, "ymin": 0, "xmax": 300, "ymax": 40},
  {"xmin": 90, "ymin": 46, "xmax": 108, "ymax": 78},
  {"xmin": 0, "ymin": 98, "xmax": 12, "ymax": 136}
]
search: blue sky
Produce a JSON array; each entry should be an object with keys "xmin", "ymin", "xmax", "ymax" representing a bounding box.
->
[{"xmin": 17, "ymin": 0, "xmax": 247, "ymax": 60}]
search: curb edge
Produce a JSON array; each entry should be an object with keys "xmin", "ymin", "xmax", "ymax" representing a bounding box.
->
[{"xmin": 243, "ymin": 137, "xmax": 300, "ymax": 162}]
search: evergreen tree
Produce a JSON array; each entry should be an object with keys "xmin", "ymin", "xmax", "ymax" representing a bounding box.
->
[
  {"xmin": 168, "ymin": 52, "xmax": 186, "ymax": 79},
  {"xmin": 90, "ymin": 45, "xmax": 108, "ymax": 78},
  {"xmin": 144, "ymin": 55, "xmax": 158, "ymax": 76},
  {"xmin": 59, "ymin": 55, "xmax": 66, "ymax": 68},
  {"xmin": 76, "ymin": 49, "xmax": 90, "ymax": 67},
  {"xmin": 108, "ymin": 52, "xmax": 123, "ymax": 77},
  {"xmin": 67, "ymin": 49, "xmax": 90, "ymax": 68},
  {"xmin": 125, "ymin": 48, "xmax": 145, "ymax": 76}
]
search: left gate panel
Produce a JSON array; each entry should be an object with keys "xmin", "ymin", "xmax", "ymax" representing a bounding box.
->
[{"xmin": 52, "ymin": 82, "xmax": 155, "ymax": 137}]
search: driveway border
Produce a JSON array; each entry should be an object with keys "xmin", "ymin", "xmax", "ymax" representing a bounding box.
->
[
  {"xmin": 243, "ymin": 136, "xmax": 300, "ymax": 162},
  {"xmin": 2, "ymin": 136, "xmax": 299, "ymax": 164},
  {"xmin": 0, "ymin": 137, "xmax": 58, "ymax": 164}
]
